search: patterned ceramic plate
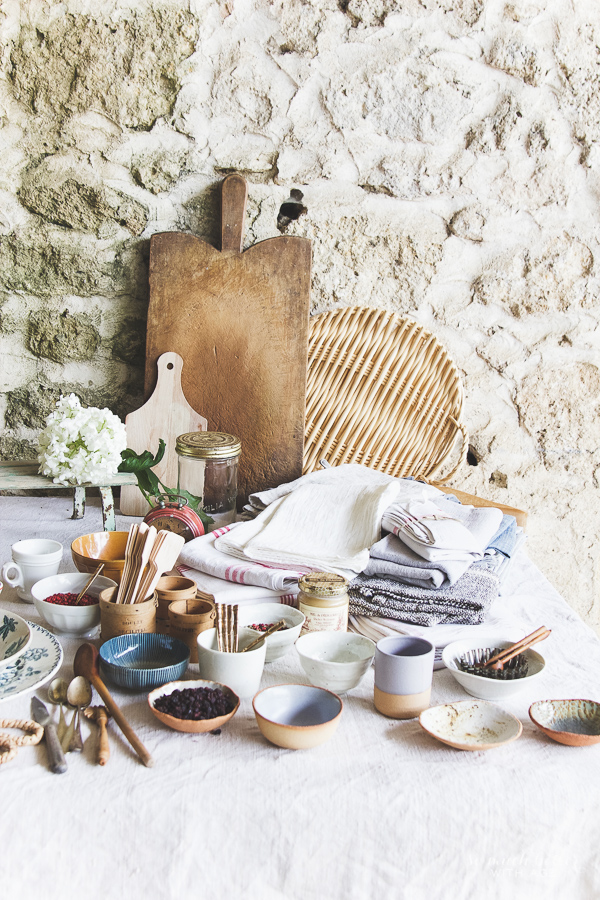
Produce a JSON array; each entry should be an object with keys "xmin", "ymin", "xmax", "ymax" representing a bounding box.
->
[
  {"xmin": 0, "ymin": 609, "xmax": 32, "ymax": 667},
  {"xmin": 0, "ymin": 622, "xmax": 63, "ymax": 703}
]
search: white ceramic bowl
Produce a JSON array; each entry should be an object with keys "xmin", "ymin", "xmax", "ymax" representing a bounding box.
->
[
  {"xmin": 0, "ymin": 608, "xmax": 32, "ymax": 667},
  {"xmin": 196, "ymin": 627, "xmax": 267, "ymax": 698},
  {"xmin": 238, "ymin": 603, "xmax": 305, "ymax": 662},
  {"xmin": 295, "ymin": 631, "xmax": 376, "ymax": 693},
  {"xmin": 31, "ymin": 573, "xmax": 118, "ymax": 634},
  {"xmin": 253, "ymin": 683, "xmax": 343, "ymax": 750},
  {"xmin": 442, "ymin": 637, "xmax": 545, "ymax": 701}
]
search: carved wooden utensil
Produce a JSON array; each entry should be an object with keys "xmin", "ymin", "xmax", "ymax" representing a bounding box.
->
[
  {"xmin": 84, "ymin": 705, "xmax": 111, "ymax": 766},
  {"xmin": 145, "ymin": 174, "xmax": 311, "ymax": 505},
  {"xmin": 74, "ymin": 643, "xmax": 154, "ymax": 768}
]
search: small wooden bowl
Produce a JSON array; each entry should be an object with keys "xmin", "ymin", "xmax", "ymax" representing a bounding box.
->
[
  {"xmin": 71, "ymin": 532, "xmax": 129, "ymax": 584},
  {"xmin": 148, "ymin": 679, "xmax": 240, "ymax": 733},
  {"xmin": 529, "ymin": 699, "xmax": 600, "ymax": 746}
]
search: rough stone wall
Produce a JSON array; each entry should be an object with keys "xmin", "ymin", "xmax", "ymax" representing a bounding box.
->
[{"xmin": 0, "ymin": 0, "xmax": 598, "ymax": 629}]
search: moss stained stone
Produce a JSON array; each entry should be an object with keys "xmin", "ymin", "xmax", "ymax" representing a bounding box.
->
[{"xmin": 27, "ymin": 310, "xmax": 100, "ymax": 363}]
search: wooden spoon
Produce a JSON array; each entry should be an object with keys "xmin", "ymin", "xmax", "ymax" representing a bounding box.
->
[
  {"xmin": 73, "ymin": 643, "xmax": 154, "ymax": 768},
  {"xmin": 83, "ymin": 705, "xmax": 111, "ymax": 765}
]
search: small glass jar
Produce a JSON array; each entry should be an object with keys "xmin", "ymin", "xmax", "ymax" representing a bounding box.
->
[
  {"xmin": 176, "ymin": 432, "xmax": 241, "ymax": 532},
  {"xmin": 298, "ymin": 573, "xmax": 349, "ymax": 635}
]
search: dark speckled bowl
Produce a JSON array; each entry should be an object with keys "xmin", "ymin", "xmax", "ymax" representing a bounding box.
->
[
  {"xmin": 529, "ymin": 699, "xmax": 600, "ymax": 746},
  {"xmin": 99, "ymin": 633, "xmax": 190, "ymax": 690}
]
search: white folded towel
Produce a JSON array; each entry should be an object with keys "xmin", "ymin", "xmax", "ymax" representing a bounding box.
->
[
  {"xmin": 382, "ymin": 498, "xmax": 503, "ymax": 562},
  {"xmin": 177, "ymin": 526, "xmax": 303, "ymax": 592},
  {"xmin": 177, "ymin": 563, "xmax": 298, "ymax": 606},
  {"xmin": 216, "ymin": 467, "xmax": 401, "ymax": 577}
]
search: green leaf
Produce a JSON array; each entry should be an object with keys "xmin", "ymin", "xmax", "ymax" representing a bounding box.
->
[{"xmin": 118, "ymin": 439, "xmax": 166, "ymax": 474}]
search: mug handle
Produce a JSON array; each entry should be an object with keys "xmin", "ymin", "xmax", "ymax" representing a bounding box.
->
[{"xmin": 1, "ymin": 562, "xmax": 24, "ymax": 589}]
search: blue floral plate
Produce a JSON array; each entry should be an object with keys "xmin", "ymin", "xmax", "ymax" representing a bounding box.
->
[
  {"xmin": 0, "ymin": 622, "xmax": 63, "ymax": 703},
  {"xmin": 0, "ymin": 609, "xmax": 32, "ymax": 667}
]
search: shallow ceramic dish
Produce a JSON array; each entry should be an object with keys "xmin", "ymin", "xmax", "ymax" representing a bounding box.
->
[
  {"xmin": 237, "ymin": 603, "xmax": 305, "ymax": 662},
  {"xmin": 442, "ymin": 638, "xmax": 545, "ymax": 701},
  {"xmin": 99, "ymin": 633, "xmax": 190, "ymax": 690},
  {"xmin": 148, "ymin": 679, "xmax": 240, "ymax": 733},
  {"xmin": 0, "ymin": 608, "xmax": 31, "ymax": 667},
  {"xmin": 295, "ymin": 632, "xmax": 376, "ymax": 693},
  {"xmin": 71, "ymin": 531, "xmax": 129, "ymax": 584},
  {"xmin": 419, "ymin": 699, "xmax": 523, "ymax": 751},
  {"xmin": 253, "ymin": 683, "xmax": 343, "ymax": 750},
  {"xmin": 31, "ymin": 573, "xmax": 117, "ymax": 634},
  {"xmin": 529, "ymin": 699, "xmax": 600, "ymax": 746}
]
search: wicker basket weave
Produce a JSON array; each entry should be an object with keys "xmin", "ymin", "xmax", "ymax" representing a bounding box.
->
[{"xmin": 303, "ymin": 307, "xmax": 468, "ymax": 483}]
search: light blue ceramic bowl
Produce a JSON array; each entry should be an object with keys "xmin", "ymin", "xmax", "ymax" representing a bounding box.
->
[{"xmin": 99, "ymin": 633, "xmax": 190, "ymax": 690}]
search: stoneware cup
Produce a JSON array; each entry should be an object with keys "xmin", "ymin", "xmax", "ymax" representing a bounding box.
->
[
  {"xmin": 374, "ymin": 635, "xmax": 435, "ymax": 719},
  {"xmin": 168, "ymin": 598, "xmax": 216, "ymax": 663},
  {"xmin": 196, "ymin": 627, "xmax": 266, "ymax": 699},
  {"xmin": 2, "ymin": 539, "xmax": 63, "ymax": 602}
]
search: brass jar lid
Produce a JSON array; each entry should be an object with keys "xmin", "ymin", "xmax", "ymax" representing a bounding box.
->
[
  {"xmin": 298, "ymin": 572, "xmax": 349, "ymax": 597},
  {"xmin": 176, "ymin": 432, "xmax": 242, "ymax": 460}
]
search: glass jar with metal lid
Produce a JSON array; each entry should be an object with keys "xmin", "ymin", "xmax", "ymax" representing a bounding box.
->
[
  {"xmin": 298, "ymin": 572, "xmax": 349, "ymax": 635},
  {"xmin": 176, "ymin": 432, "xmax": 241, "ymax": 532}
]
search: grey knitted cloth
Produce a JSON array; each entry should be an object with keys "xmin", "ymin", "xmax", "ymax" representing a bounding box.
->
[{"xmin": 348, "ymin": 564, "xmax": 499, "ymax": 627}]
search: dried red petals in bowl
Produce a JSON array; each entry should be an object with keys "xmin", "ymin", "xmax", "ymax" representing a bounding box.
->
[
  {"xmin": 44, "ymin": 592, "xmax": 97, "ymax": 607},
  {"xmin": 250, "ymin": 622, "xmax": 289, "ymax": 633}
]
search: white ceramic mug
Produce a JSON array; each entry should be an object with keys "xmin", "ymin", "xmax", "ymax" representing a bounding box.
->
[
  {"xmin": 2, "ymin": 539, "xmax": 63, "ymax": 603},
  {"xmin": 197, "ymin": 627, "xmax": 266, "ymax": 699},
  {"xmin": 374, "ymin": 635, "xmax": 435, "ymax": 719}
]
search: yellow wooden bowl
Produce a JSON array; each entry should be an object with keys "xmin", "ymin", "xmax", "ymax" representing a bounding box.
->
[{"xmin": 71, "ymin": 531, "xmax": 129, "ymax": 584}]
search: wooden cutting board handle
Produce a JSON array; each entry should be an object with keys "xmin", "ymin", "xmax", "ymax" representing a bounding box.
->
[{"xmin": 221, "ymin": 174, "xmax": 248, "ymax": 252}]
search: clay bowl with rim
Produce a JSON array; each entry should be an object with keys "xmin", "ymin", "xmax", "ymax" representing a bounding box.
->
[
  {"xmin": 419, "ymin": 699, "xmax": 523, "ymax": 751},
  {"xmin": 71, "ymin": 531, "xmax": 129, "ymax": 584},
  {"xmin": 252, "ymin": 683, "xmax": 343, "ymax": 750},
  {"xmin": 529, "ymin": 699, "xmax": 600, "ymax": 746},
  {"xmin": 148, "ymin": 679, "xmax": 240, "ymax": 733}
]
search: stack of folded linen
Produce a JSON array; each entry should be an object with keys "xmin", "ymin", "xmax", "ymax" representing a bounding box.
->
[
  {"xmin": 177, "ymin": 465, "xmax": 404, "ymax": 603},
  {"xmin": 349, "ymin": 503, "xmax": 522, "ymax": 628}
]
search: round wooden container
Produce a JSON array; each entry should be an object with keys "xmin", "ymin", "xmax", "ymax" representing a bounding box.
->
[
  {"xmin": 99, "ymin": 586, "xmax": 157, "ymax": 642},
  {"xmin": 155, "ymin": 576, "xmax": 197, "ymax": 634},
  {"xmin": 168, "ymin": 598, "xmax": 216, "ymax": 663}
]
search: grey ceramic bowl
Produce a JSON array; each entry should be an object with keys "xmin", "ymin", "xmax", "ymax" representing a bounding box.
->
[
  {"xmin": 529, "ymin": 699, "xmax": 600, "ymax": 746},
  {"xmin": 99, "ymin": 633, "xmax": 190, "ymax": 690}
]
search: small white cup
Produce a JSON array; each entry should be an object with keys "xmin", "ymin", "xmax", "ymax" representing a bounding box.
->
[
  {"xmin": 197, "ymin": 627, "xmax": 266, "ymax": 699},
  {"xmin": 374, "ymin": 636, "xmax": 435, "ymax": 719},
  {"xmin": 2, "ymin": 539, "xmax": 63, "ymax": 603}
]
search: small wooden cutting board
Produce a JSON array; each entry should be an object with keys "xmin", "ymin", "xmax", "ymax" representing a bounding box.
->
[
  {"xmin": 145, "ymin": 175, "xmax": 311, "ymax": 504},
  {"xmin": 120, "ymin": 352, "xmax": 207, "ymax": 516}
]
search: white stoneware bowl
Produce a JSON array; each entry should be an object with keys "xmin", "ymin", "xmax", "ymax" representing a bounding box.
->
[
  {"xmin": 253, "ymin": 683, "xmax": 343, "ymax": 750},
  {"xmin": 295, "ymin": 631, "xmax": 376, "ymax": 693},
  {"xmin": 196, "ymin": 627, "xmax": 266, "ymax": 699},
  {"xmin": 442, "ymin": 637, "xmax": 545, "ymax": 701},
  {"xmin": 420, "ymin": 699, "xmax": 523, "ymax": 751},
  {"xmin": 0, "ymin": 608, "xmax": 31, "ymax": 668},
  {"xmin": 238, "ymin": 603, "xmax": 305, "ymax": 662},
  {"xmin": 31, "ymin": 573, "xmax": 117, "ymax": 634}
]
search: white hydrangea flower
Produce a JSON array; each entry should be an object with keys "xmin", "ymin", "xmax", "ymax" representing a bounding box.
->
[{"xmin": 38, "ymin": 394, "xmax": 127, "ymax": 485}]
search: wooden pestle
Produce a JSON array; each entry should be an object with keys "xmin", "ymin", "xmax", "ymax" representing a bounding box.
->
[
  {"xmin": 83, "ymin": 705, "xmax": 111, "ymax": 766},
  {"xmin": 74, "ymin": 643, "xmax": 154, "ymax": 768}
]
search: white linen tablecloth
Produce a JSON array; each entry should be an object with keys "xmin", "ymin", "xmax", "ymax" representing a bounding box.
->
[{"xmin": 0, "ymin": 497, "xmax": 599, "ymax": 900}]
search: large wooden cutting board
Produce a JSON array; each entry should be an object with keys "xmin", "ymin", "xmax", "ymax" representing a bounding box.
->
[
  {"xmin": 145, "ymin": 175, "xmax": 311, "ymax": 504},
  {"xmin": 120, "ymin": 352, "xmax": 207, "ymax": 516}
]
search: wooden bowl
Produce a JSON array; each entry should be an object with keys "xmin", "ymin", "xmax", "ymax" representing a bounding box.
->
[
  {"xmin": 148, "ymin": 679, "xmax": 240, "ymax": 733},
  {"xmin": 71, "ymin": 532, "xmax": 129, "ymax": 584},
  {"xmin": 529, "ymin": 699, "xmax": 600, "ymax": 746}
]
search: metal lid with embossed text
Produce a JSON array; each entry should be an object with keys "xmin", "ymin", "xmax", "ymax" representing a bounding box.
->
[{"xmin": 175, "ymin": 432, "xmax": 242, "ymax": 460}]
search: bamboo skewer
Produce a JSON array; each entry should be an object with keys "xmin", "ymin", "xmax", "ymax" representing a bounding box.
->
[
  {"xmin": 483, "ymin": 627, "xmax": 551, "ymax": 670},
  {"xmin": 75, "ymin": 563, "xmax": 104, "ymax": 605}
]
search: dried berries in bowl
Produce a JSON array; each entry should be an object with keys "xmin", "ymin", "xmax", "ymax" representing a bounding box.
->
[
  {"xmin": 43, "ymin": 592, "xmax": 97, "ymax": 607},
  {"xmin": 148, "ymin": 680, "xmax": 240, "ymax": 734}
]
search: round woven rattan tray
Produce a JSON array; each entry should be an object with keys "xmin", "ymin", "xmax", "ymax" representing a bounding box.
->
[{"xmin": 304, "ymin": 307, "xmax": 467, "ymax": 483}]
